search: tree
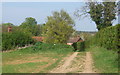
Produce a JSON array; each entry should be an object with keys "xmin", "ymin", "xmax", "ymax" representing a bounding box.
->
[
  {"xmin": 75, "ymin": 2, "xmax": 116, "ymax": 30},
  {"xmin": 43, "ymin": 10, "xmax": 74, "ymax": 43},
  {"xmin": 20, "ymin": 17, "xmax": 41, "ymax": 36},
  {"xmin": 2, "ymin": 23, "xmax": 14, "ymax": 26}
]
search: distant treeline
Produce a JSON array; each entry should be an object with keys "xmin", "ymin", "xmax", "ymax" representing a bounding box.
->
[{"xmin": 76, "ymin": 31, "xmax": 97, "ymax": 34}]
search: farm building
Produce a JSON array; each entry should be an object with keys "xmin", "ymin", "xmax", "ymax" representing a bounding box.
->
[
  {"xmin": 67, "ymin": 36, "xmax": 83, "ymax": 45},
  {"xmin": 8, "ymin": 26, "xmax": 12, "ymax": 32},
  {"xmin": 67, "ymin": 36, "xmax": 84, "ymax": 51}
]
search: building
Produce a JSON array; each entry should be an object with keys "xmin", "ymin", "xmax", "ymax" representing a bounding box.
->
[
  {"xmin": 8, "ymin": 26, "xmax": 12, "ymax": 32},
  {"xmin": 67, "ymin": 36, "xmax": 83, "ymax": 45}
]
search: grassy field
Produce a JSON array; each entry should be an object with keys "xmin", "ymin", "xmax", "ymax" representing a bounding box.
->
[
  {"xmin": 2, "ymin": 43, "xmax": 74, "ymax": 73},
  {"xmin": 86, "ymin": 45, "xmax": 118, "ymax": 73}
]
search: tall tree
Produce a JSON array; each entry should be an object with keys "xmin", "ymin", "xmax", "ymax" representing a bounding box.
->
[
  {"xmin": 102, "ymin": 2, "xmax": 116, "ymax": 28},
  {"xmin": 75, "ymin": 2, "xmax": 116, "ymax": 30},
  {"xmin": 20, "ymin": 17, "xmax": 41, "ymax": 36},
  {"xmin": 43, "ymin": 10, "xmax": 74, "ymax": 43}
]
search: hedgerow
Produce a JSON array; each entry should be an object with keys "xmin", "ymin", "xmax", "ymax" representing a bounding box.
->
[
  {"xmin": 85, "ymin": 24, "xmax": 120, "ymax": 52},
  {"xmin": 32, "ymin": 42, "xmax": 74, "ymax": 53},
  {"xmin": 72, "ymin": 41, "xmax": 85, "ymax": 51},
  {"xmin": 2, "ymin": 31, "xmax": 35, "ymax": 51},
  {"xmin": 77, "ymin": 41, "xmax": 85, "ymax": 51}
]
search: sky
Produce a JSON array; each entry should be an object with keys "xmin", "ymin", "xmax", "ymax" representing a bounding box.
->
[{"xmin": 2, "ymin": 2, "xmax": 118, "ymax": 31}]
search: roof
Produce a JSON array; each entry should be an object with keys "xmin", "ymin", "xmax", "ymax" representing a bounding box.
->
[
  {"xmin": 32, "ymin": 36, "xmax": 44, "ymax": 42},
  {"xmin": 67, "ymin": 36, "xmax": 83, "ymax": 43}
]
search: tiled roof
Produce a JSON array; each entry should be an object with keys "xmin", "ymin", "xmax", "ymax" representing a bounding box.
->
[{"xmin": 67, "ymin": 36, "xmax": 83, "ymax": 43}]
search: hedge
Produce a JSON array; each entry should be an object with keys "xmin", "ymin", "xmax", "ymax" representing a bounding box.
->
[
  {"xmin": 86, "ymin": 24, "xmax": 120, "ymax": 52},
  {"xmin": 72, "ymin": 41, "xmax": 85, "ymax": 51},
  {"xmin": 77, "ymin": 41, "xmax": 85, "ymax": 51},
  {"xmin": 2, "ymin": 31, "xmax": 35, "ymax": 51},
  {"xmin": 32, "ymin": 42, "xmax": 74, "ymax": 51}
]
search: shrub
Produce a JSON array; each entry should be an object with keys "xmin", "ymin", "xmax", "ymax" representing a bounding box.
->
[
  {"xmin": 2, "ymin": 31, "xmax": 35, "ymax": 51},
  {"xmin": 85, "ymin": 24, "xmax": 120, "ymax": 52},
  {"xmin": 72, "ymin": 43, "xmax": 77, "ymax": 51},
  {"xmin": 32, "ymin": 42, "xmax": 74, "ymax": 52},
  {"xmin": 77, "ymin": 41, "xmax": 85, "ymax": 51},
  {"xmin": 71, "ymin": 41, "xmax": 85, "ymax": 51}
]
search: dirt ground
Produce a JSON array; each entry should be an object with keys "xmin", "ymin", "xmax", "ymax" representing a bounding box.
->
[{"xmin": 50, "ymin": 52, "xmax": 96, "ymax": 73}]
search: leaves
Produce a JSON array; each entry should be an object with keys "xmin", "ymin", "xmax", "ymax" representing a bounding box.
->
[
  {"xmin": 86, "ymin": 24, "xmax": 120, "ymax": 52},
  {"xmin": 42, "ymin": 10, "xmax": 74, "ymax": 43},
  {"xmin": 75, "ymin": 2, "xmax": 116, "ymax": 30},
  {"xmin": 2, "ymin": 31, "xmax": 35, "ymax": 51},
  {"xmin": 20, "ymin": 17, "xmax": 42, "ymax": 36}
]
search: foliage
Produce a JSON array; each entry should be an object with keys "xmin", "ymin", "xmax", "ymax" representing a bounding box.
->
[
  {"xmin": 2, "ymin": 23, "xmax": 14, "ymax": 26},
  {"xmin": 77, "ymin": 41, "xmax": 85, "ymax": 51},
  {"xmin": 32, "ymin": 42, "xmax": 74, "ymax": 52},
  {"xmin": 79, "ymin": 32, "xmax": 93, "ymax": 41},
  {"xmin": 2, "ymin": 31, "xmax": 35, "ymax": 51},
  {"xmin": 72, "ymin": 43, "xmax": 77, "ymax": 51},
  {"xmin": 20, "ymin": 17, "xmax": 37, "ymax": 26},
  {"xmin": 43, "ymin": 10, "xmax": 74, "ymax": 43},
  {"xmin": 88, "ymin": 2, "xmax": 103, "ymax": 30},
  {"xmin": 20, "ymin": 17, "xmax": 42, "ymax": 36},
  {"xmin": 87, "ymin": 46, "xmax": 118, "ymax": 73},
  {"xmin": 75, "ymin": 2, "xmax": 116, "ymax": 30},
  {"xmin": 85, "ymin": 24, "xmax": 120, "ymax": 52},
  {"xmin": 72, "ymin": 41, "xmax": 85, "ymax": 51}
]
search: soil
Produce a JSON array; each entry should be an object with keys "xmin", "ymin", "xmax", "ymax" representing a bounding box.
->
[
  {"xmin": 82, "ymin": 52, "xmax": 95, "ymax": 73},
  {"xmin": 50, "ymin": 52, "xmax": 96, "ymax": 73},
  {"xmin": 50, "ymin": 52, "xmax": 79, "ymax": 73}
]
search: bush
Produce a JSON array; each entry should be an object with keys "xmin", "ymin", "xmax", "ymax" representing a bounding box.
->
[
  {"xmin": 85, "ymin": 24, "xmax": 120, "ymax": 52},
  {"xmin": 72, "ymin": 43, "xmax": 77, "ymax": 51},
  {"xmin": 2, "ymin": 31, "xmax": 35, "ymax": 51},
  {"xmin": 76, "ymin": 41, "xmax": 85, "ymax": 51},
  {"xmin": 71, "ymin": 41, "xmax": 85, "ymax": 51},
  {"xmin": 32, "ymin": 42, "xmax": 74, "ymax": 52}
]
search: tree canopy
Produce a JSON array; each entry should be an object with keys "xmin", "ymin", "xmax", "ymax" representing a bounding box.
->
[
  {"xmin": 75, "ymin": 2, "xmax": 117, "ymax": 30},
  {"xmin": 43, "ymin": 10, "xmax": 75, "ymax": 43},
  {"xmin": 20, "ymin": 17, "xmax": 41, "ymax": 36}
]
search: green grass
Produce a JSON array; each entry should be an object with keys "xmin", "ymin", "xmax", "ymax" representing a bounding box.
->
[
  {"xmin": 2, "ymin": 62, "xmax": 48, "ymax": 73},
  {"xmin": 2, "ymin": 43, "xmax": 73, "ymax": 73},
  {"xmin": 87, "ymin": 45, "xmax": 118, "ymax": 73}
]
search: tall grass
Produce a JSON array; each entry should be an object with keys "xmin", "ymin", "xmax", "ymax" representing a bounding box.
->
[{"xmin": 87, "ymin": 45, "xmax": 118, "ymax": 73}]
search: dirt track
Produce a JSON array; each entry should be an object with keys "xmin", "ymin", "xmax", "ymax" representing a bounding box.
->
[
  {"xmin": 50, "ymin": 52, "xmax": 79, "ymax": 73},
  {"xmin": 82, "ymin": 52, "xmax": 95, "ymax": 73},
  {"xmin": 50, "ymin": 52, "xmax": 95, "ymax": 73}
]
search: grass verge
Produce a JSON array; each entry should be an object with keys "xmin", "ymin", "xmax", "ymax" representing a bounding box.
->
[{"xmin": 87, "ymin": 45, "xmax": 118, "ymax": 73}]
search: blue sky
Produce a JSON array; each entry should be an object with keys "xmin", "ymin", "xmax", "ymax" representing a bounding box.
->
[{"xmin": 2, "ymin": 2, "xmax": 118, "ymax": 31}]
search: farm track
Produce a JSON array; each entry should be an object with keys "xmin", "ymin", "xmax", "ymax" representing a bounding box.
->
[
  {"xmin": 50, "ymin": 52, "xmax": 79, "ymax": 73},
  {"xmin": 50, "ymin": 52, "xmax": 96, "ymax": 73},
  {"xmin": 82, "ymin": 52, "xmax": 95, "ymax": 73}
]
